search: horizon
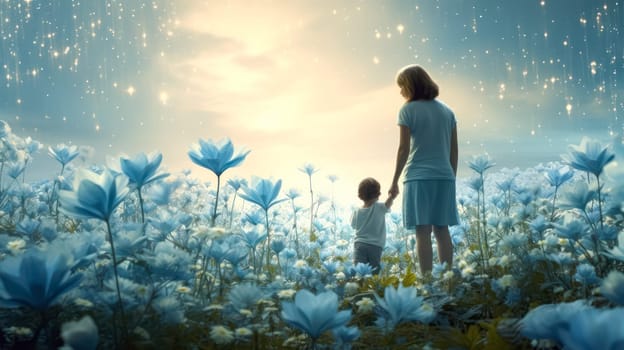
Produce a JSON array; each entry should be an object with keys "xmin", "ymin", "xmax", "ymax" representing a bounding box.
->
[{"xmin": 1, "ymin": 0, "xmax": 622, "ymax": 209}]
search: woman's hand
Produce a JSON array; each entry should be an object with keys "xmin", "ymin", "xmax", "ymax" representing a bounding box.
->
[{"xmin": 389, "ymin": 182, "xmax": 400, "ymax": 199}]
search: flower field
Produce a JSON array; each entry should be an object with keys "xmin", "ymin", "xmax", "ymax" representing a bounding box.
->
[{"xmin": 0, "ymin": 121, "xmax": 623, "ymax": 349}]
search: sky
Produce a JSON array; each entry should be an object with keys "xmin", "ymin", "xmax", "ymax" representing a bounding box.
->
[{"xmin": 1, "ymin": 0, "xmax": 623, "ymax": 207}]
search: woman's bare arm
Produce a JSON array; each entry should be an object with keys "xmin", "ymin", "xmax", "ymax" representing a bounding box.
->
[
  {"xmin": 389, "ymin": 125, "xmax": 410, "ymax": 198},
  {"xmin": 450, "ymin": 126, "xmax": 458, "ymax": 177}
]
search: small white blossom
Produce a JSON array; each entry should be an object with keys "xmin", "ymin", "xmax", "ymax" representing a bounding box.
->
[
  {"xmin": 7, "ymin": 239, "xmax": 26, "ymax": 254},
  {"xmin": 344, "ymin": 282, "xmax": 359, "ymax": 296},
  {"xmin": 235, "ymin": 327, "xmax": 253, "ymax": 338},
  {"xmin": 356, "ymin": 297, "xmax": 375, "ymax": 313},
  {"xmin": 293, "ymin": 259, "xmax": 307, "ymax": 268},
  {"xmin": 211, "ymin": 325, "xmax": 234, "ymax": 345}
]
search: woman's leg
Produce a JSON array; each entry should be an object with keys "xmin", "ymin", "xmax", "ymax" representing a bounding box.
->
[
  {"xmin": 416, "ymin": 225, "xmax": 433, "ymax": 274},
  {"xmin": 433, "ymin": 225, "xmax": 453, "ymax": 268}
]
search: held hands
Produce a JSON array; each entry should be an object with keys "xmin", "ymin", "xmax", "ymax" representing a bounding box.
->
[{"xmin": 388, "ymin": 183, "xmax": 399, "ymax": 199}]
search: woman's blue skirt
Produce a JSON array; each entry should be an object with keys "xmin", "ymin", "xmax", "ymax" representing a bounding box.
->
[{"xmin": 402, "ymin": 179, "xmax": 459, "ymax": 229}]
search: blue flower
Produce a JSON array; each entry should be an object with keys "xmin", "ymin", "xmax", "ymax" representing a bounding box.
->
[
  {"xmin": 228, "ymin": 283, "xmax": 263, "ymax": 311},
  {"xmin": 0, "ymin": 251, "xmax": 83, "ymax": 310},
  {"xmin": 120, "ymin": 152, "xmax": 169, "ymax": 190},
  {"xmin": 574, "ymin": 263, "xmax": 600, "ymax": 285},
  {"xmin": 48, "ymin": 143, "xmax": 80, "ymax": 167},
  {"xmin": 240, "ymin": 229, "xmax": 267, "ymax": 249},
  {"xmin": 58, "ymin": 169, "xmax": 129, "ymax": 221},
  {"xmin": 467, "ymin": 154, "xmax": 496, "ymax": 175},
  {"xmin": 519, "ymin": 300, "xmax": 591, "ymax": 341},
  {"xmin": 226, "ymin": 177, "xmax": 248, "ymax": 191},
  {"xmin": 374, "ymin": 285, "xmax": 436, "ymax": 331},
  {"xmin": 601, "ymin": 270, "xmax": 624, "ymax": 306},
  {"xmin": 188, "ymin": 138, "xmax": 250, "ymax": 176},
  {"xmin": 281, "ymin": 289, "xmax": 351, "ymax": 341},
  {"xmin": 332, "ymin": 325, "xmax": 361, "ymax": 349},
  {"xmin": 153, "ymin": 296, "xmax": 186, "ymax": 324},
  {"xmin": 271, "ymin": 238, "xmax": 286, "ymax": 255},
  {"xmin": 562, "ymin": 137, "xmax": 616, "ymax": 178},
  {"xmin": 558, "ymin": 181, "xmax": 596, "ymax": 211},
  {"xmin": 352, "ymin": 262, "xmax": 374, "ymax": 277},
  {"xmin": 299, "ymin": 163, "xmax": 319, "ymax": 176},
  {"xmin": 544, "ymin": 166, "xmax": 574, "ymax": 187},
  {"xmin": 239, "ymin": 177, "xmax": 287, "ymax": 212},
  {"xmin": 552, "ymin": 217, "xmax": 590, "ymax": 242},
  {"xmin": 466, "ymin": 176, "xmax": 483, "ymax": 192},
  {"xmin": 557, "ymin": 307, "xmax": 624, "ymax": 349},
  {"xmin": 60, "ymin": 316, "xmax": 99, "ymax": 350}
]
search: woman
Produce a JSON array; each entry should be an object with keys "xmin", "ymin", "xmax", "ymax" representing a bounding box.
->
[{"xmin": 388, "ymin": 64, "xmax": 459, "ymax": 274}]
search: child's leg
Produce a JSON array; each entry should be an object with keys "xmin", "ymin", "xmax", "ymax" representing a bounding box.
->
[
  {"xmin": 354, "ymin": 242, "xmax": 366, "ymax": 265},
  {"xmin": 369, "ymin": 245, "xmax": 383, "ymax": 274},
  {"xmin": 416, "ymin": 225, "xmax": 433, "ymax": 274},
  {"xmin": 433, "ymin": 225, "xmax": 453, "ymax": 268}
]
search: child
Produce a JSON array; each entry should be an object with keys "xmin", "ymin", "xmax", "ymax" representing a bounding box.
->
[{"xmin": 351, "ymin": 177, "xmax": 395, "ymax": 274}]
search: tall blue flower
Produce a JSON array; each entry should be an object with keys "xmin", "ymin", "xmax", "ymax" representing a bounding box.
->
[
  {"xmin": 188, "ymin": 138, "xmax": 250, "ymax": 176},
  {"xmin": 240, "ymin": 177, "xmax": 287, "ymax": 269},
  {"xmin": 374, "ymin": 285, "xmax": 436, "ymax": 331},
  {"xmin": 544, "ymin": 166, "xmax": 574, "ymax": 187},
  {"xmin": 281, "ymin": 289, "xmax": 351, "ymax": 342},
  {"xmin": 188, "ymin": 138, "xmax": 250, "ymax": 226},
  {"xmin": 467, "ymin": 154, "xmax": 496, "ymax": 175},
  {"xmin": 120, "ymin": 152, "xmax": 169, "ymax": 189},
  {"xmin": 58, "ymin": 168, "xmax": 130, "ymax": 334},
  {"xmin": 48, "ymin": 144, "xmax": 80, "ymax": 169},
  {"xmin": 561, "ymin": 137, "xmax": 615, "ymax": 177},
  {"xmin": 58, "ymin": 168, "xmax": 129, "ymax": 221},
  {"xmin": 0, "ymin": 250, "xmax": 82, "ymax": 310},
  {"xmin": 120, "ymin": 152, "xmax": 169, "ymax": 222},
  {"xmin": 240, "ymin": 177, "xmax": 286, "ymax": 212}
]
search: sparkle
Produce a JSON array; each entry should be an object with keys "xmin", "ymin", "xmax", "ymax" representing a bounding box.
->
[{"xmin": 159, "ymin": 91, "xmax": 169, "ymax": 104}]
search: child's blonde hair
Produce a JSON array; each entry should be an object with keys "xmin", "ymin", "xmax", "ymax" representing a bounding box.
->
[{"xmin": 396, "ymin": 64, "xmax": 439, "ymax": 101}]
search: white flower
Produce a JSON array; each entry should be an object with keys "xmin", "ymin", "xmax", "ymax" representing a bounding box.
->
[
  {"xmin": 176, "ymin": 285, "xmax": 191, "ymax": 294},
  {"xmin": 335, "ymin": 272, "xmax": 346, "ymax": 280},
  {"xmin": 74, "ymin": 298, "xmax": 94, "ymax": 308},
  {"xmin": 356, "ymin": 297, "xmax": 375, "ymax": 313},
  {"xmin": 336, "ymin": 239, "xmax": 349, "ymax": 247},
  {"xmin": 235, "ymin": 327, "xmax": 253, "ymax": 338},
  {"xmin": 4, "ymin": 326, "xmax": 33, "ymax": 337},
  {"xmin": 210, "ymin": 325, "xmax": 234, "ymax": 345},
  {"xmin": 278, "ymin": 289, "xmax": 297, "ymax": 299},
  {"xmin": 293, "ymin": 259, "xmax": 307, "ymax": 268},
  {"xmin": 204, "ymin": 304, "xmax": 224, "ymax": 311},
  {"xmin": 239, "ymin": 309, "xmax": 253, "ymax": 317},
  {"xmin": 389, "ymin": 264, "xmax": 401, "ymax": 274},
  {"xmin": 7, "ymin": 239, "xmax": 26, "ymax": 255},
  {"xmin": 442, "ymin": 270, "xmax": 455, "ymax": 281},
  {"xmin": 344, "ymin": 282, "xmax": 359, "ymax": 296},
  {"xmin": 499, "ymin": 274, "xmax": 515, "ymax": 288}
]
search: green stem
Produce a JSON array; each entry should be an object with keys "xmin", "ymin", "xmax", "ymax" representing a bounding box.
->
[
  {"xmin": 138, "ymin": 187, "xmax": 145, "ymax": 223},
  {"xmin": 212, "ymin": 175, "xmax": 221, "ymax": 227},
  {"xmin": 106, "ymin": 219, "xmax": 128, "ymax": 343},
  {"xmin": 265, "ymin": 209, "xmax": 271, "ymax": 270}
]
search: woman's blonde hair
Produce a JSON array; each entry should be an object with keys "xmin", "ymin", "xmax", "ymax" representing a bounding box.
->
[{"xmin": 396, "ymin": 64, "xmax": 439, "ymax": 101}]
